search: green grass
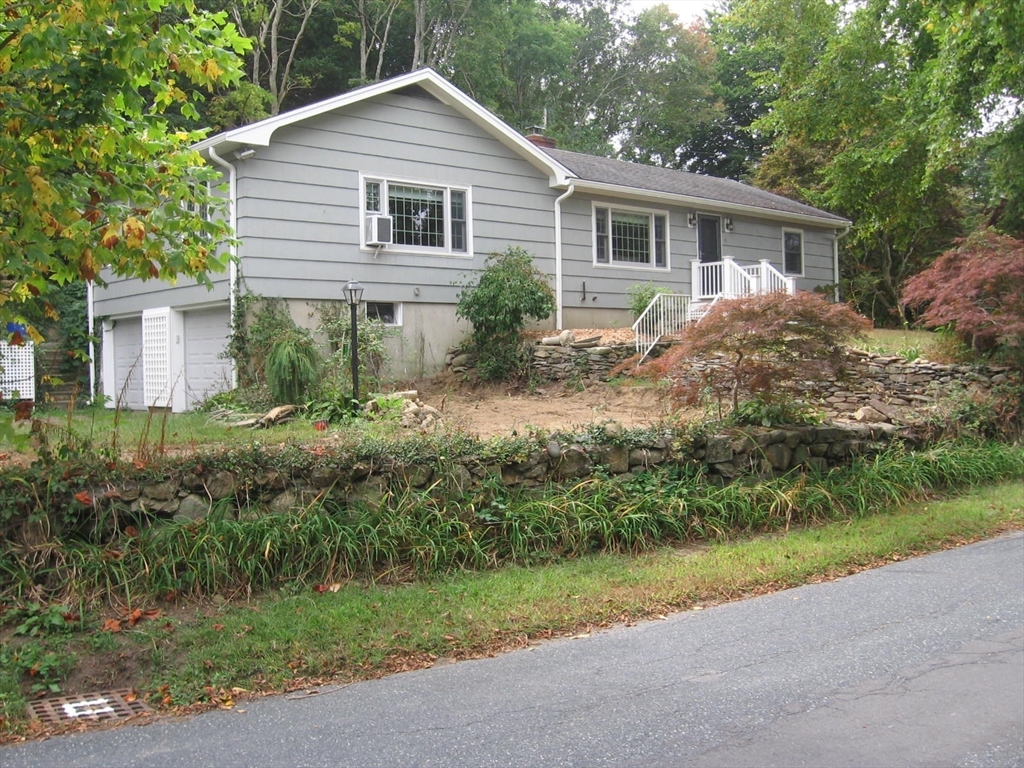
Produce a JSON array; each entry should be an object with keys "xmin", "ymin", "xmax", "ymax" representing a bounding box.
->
[
  {"xmin": 2, "ymin": 479, "xmax": 1021, "ymax": 737},
  {"xmin": 861, "ymin": 328, "xmax": 943, "ymax": 361}
]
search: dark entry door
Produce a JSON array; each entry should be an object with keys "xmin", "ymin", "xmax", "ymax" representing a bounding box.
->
[{"xmin": 697, "ymin": 215, "xmax": 722, "ymax": 296}]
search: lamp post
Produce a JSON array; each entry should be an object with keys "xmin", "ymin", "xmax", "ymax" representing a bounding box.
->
[{"xmin": 342, "ymin": 280, "xmax": 364, "ymax": 402}]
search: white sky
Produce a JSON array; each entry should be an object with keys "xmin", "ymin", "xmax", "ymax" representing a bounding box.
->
[{"xmin": 622, "ymin": 0, "xmax": 723, "ymax": 24}]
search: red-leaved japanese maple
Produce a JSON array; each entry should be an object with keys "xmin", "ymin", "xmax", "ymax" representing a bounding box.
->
[
  {"xmin": 635, "ymin": 291, "xmax": 871, "ymax": 412},
  {"xmin": 901, "ymin": 229, "xmax": 1024, "ymax": 356}
]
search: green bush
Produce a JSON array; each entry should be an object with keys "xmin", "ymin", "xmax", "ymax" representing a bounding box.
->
[
  {"xmin": 456, "ymin": 247, "xmax": 556, "ymax": 381},
  {"xmin": 267, "ymin": 334, "xmax": 320, "ymax": 404},
  {"xmin": 627, "ymin": 282, "xmax": 673, "ymax": 319}
]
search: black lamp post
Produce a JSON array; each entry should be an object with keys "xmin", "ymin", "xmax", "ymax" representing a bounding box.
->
[{"xmin": 342, "ymin": 279, "xmax": 364, "ymax": 402}]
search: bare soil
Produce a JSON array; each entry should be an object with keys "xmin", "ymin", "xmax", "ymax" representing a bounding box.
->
[{"xmin": 413, "ymin": 376, "xmax": 680, "ymax": 438}]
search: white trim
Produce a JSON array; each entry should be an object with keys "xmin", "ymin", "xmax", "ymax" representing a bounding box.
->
[
  {"xmin": 196, "ymin": 68, "xmax": 575, "ymax": 187},
  {"xmin": 782, "ymin": 227, "xmax": 805, "ymax": 277},
  {"xmin": 554, "ymin": 185, "xmax": 575, "ymax": 330},
  {"xmin": 567, "ymin": 179, "xmax": 849, "ymax": 229},
  {"xmin": 591, "ymin": 201, "xmax": 671, "ymax": 271},
  {"xmin": 207, "ymin": 146, "xmax": 239, "ymax": 389},
  {"xmin": 358, "ymin": 172, "xmax": 473, "ymax": 257}
]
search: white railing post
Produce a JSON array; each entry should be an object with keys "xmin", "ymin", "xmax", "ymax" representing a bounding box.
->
[
  {"xmin": 722, "ymin": 255, "xmax": 736, "ymax": 298},
  {"xmin": 632, "ymin": 293, "xmax": 691, "ymax": 362}
]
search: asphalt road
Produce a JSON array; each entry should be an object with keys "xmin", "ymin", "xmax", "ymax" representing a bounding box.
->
[{"xmin": 4, "ymin": 532, "xmax": 1023, "ymax": 768}]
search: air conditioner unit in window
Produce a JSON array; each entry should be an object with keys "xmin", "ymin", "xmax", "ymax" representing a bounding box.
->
[{"xmin": 366, "ymin": 215, "xmax": 393, "ymax": 247}]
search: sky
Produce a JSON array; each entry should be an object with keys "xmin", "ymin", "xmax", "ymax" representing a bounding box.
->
[{"xmin": 623, "ymin": 0, "xmax": 722, "ymax": 24}]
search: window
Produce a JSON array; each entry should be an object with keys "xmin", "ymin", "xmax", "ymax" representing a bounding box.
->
[
  {"xmin": 783, "ymin": 229, "xmax": 803, "ymax": 275},
  {"xmin": 362, "ymin": 176, "xmax": 470, "ymax": 254},
  {"xmin": 366, "ymin": 301, "xmax": 401, "ymax": 326},
  {"xmin": 594, "ymin": 206, "xmax": 668, "ymax": 268}
]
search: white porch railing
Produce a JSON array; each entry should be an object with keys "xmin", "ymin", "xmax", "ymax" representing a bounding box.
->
[
  {"xmin": 690, "ymin": 256, "xmax": 795, "ymax": 301},
  {"xmin": 632, "ymin": 258, "xmax": 797, "ymax": 359},
  {"xmin": 632, "ymin": 293, "xmax": 690, "ymax": 362}
]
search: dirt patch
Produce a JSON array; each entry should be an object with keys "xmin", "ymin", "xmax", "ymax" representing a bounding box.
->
[{"xmin": 413, "ymin": 378, "xmax": 682, "ymax": 439}]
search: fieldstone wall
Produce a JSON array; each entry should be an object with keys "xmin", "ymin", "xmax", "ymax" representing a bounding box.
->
[
  {"xmin": 448, "ymin": 341, "xmax": 1016, "ymax": 420},
  {"xmin": 56, "ymin": 420, "xmax": 900, "ymax": 532}
]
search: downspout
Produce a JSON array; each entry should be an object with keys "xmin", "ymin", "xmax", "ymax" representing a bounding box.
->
[
  {"xmin": 834, "ymin": 224, "xmax": 851, "ymax": 303},
  {"xmin": 86, "ymin": 280, "xmax": 95, "ymax": 404},
  {"xmin": 207, "ymin": 146, "xmax": 239, "ymax": 388},
  {"xmin": 553, "ymin": 185, "xmax": 575, "ymax": 329}
]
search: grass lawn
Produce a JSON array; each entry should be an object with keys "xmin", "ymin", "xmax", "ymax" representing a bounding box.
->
[{"xmin": 2, "ymin": 479, "xmax": 1020, "ymax": 739}]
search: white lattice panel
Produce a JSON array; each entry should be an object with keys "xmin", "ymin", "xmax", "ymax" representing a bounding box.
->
[
  {"xmin": 0, "ymin": 340, "xmax": 35, "ymax": 401},
  {"xmin": 143, "ymin": 311, "xmax": 171, "ymax": 407}
]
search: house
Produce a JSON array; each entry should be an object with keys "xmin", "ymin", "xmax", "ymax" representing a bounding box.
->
[{"xmin": 91, "ymin": 68, "xmax": 850, "ymax": 412}]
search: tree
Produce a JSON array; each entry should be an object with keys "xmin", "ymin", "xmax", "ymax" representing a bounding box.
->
[
  {"xmin": 1, "ymin": 0, "xmax": 250, "ymax": 343},
  {"xmin": 635, "ymin": 292, "xmax": 870, "ymax": 412},
  {"xmin": 456, "ymin": 247, "xmax": 556, "ymax": 381},
  {"xmin": 901, "ymin": 229, "xmax": 1024, "ymax": 356},
  {"xmin": 229, "ymin": 0, "xmax": 324, "ymax": 114}
]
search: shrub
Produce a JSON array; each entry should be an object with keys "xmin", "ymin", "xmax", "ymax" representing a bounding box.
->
[
  {"xmin": 312, "ymin": 301, "xmax": 397, "ymax": 399},
  {"xmin": 635, "ymin": 291, "xmax": 871, "ymax": 411},
  {"xmin": 627, "ymin": 282, "xmax": 673, "ymax": 319},
  {"xmin": 266, "ymin": 333, "xmax": 320, "ymax": 404},
  {"xmin": 901, "ymin": 229, "xmax": 1024, "ymax": 360},
  {"xmin": 456, "ymin": 247, "xmax": 556, "ymax": 381}
]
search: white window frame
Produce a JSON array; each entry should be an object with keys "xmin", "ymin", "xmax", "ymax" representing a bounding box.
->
[
  {"xmin": 360, "ymin": 173, "xmax": 472, "ymax": 256},
  {"xmin": 591, "ymin": 203, "xmax": 670, "ymax": 271},
  {"xmin": 782, "ymin": 228, "xmax": 805, "ymax": 277},
  {"xmin": 365, "ymin": 301, "xmax": 403, "ymax": 327}
]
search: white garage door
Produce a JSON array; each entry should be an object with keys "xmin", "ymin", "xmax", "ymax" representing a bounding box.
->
[
  {"xmin": 111, "ymin": 317, "xmax": 144, "ymax": 410},
  {"xmin": 184, "ymin": 308, "xmax": 232, "ymax": 409}
]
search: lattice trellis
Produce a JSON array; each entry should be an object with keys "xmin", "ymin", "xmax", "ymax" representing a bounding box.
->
[
  {"xmin": 0, "ymin": 341, "xmax": 35, "ymax": 401},
  {"xmin": 143, "ymin": 311, "xmax": 171, "ymax": 407}
]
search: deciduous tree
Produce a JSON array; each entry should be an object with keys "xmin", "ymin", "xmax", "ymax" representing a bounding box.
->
[
  {"xmin": 0, "ymin": 0, "xmax": 250, "ymax": 342},
  {"xmin": 901, "ymin": 229, "xmax": 1024, "ymax": 356}
]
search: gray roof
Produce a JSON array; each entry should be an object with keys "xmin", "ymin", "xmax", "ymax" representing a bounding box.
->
[{"xmin": 543, "ymin": 147, "xmax": 848, "ymax": 224}]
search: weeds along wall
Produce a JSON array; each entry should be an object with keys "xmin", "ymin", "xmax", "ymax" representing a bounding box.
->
[{"xmin": 5, "ymin": 420, "xmax": 911, "ymax": 546}]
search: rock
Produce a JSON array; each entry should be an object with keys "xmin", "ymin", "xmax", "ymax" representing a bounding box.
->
[
  {"xmin": 402, "ymin": 465, "xmax": 434, "ymax": 488},
  {"xmin": 268, "ymin": 490, "xmax": 299, "ymax": 514},
  {"xmin": 705, "ymin": 436, "xmax": 733, "ymax": 464},
  {"xmin": 556, "ymin": 445, "xmax": 592, "ymax": 479},
  {"xmin": 540, "ymin": 330, "xmax": 575, "ymax": 346},
  {"xmin": 763, "ymin": 443, "xmax": 792, "ymax": 471},
  {"xmin": 547, "ymin": 440, "xmax": 562, "ymax": 459},
  {"xmin": 143, "ymin": 480, "xmax": 177, "ymax": 502},
  {"xmin": 310, "ymin": 467, "xmax": 342, "ymax": 489},
  {"xmin": 256, "ymin": 470, "xmax": 287, "ymax": 490},
  {"xmin": 174, "ymin": 494, "xmax": 211, "ymax": 522},
  {"xmin": 606, "ymin": 445, "xmax": 630, "ymax": 474},
  {"xmin": 853, "ymin": 406, "xmax": 887, "ymax": 423},
  {"xmin": 206, "ymin": 470, "xmax": 236, "ymax": 500}
]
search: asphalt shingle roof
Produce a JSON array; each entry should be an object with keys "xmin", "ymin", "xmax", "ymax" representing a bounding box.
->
[{"xmin": 542, "ymin": 147, "xmax": 847, "ymax": 224}]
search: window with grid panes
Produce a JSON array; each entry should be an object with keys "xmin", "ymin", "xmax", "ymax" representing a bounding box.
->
[
  {"xmin": 363, "ymin": 177, "xmax": 469, "ymax": 254},
  {"xmin": 594, "ymin": 206, "xmax": 668, "ymax": 268}
]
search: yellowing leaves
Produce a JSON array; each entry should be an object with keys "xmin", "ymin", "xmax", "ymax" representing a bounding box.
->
[
  {"xmin": 124, "ymin": 217, "xmax": 146, "ymax": 247},
  {"xmin": 101, "ymin": 226, "xmax": 120, "ymax": 249},
  {"xmin": 201, "ymin": 59, "xmax": 223, "ymax": 80}
]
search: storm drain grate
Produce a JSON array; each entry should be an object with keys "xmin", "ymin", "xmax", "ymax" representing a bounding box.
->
[{"xmin": 27, "ymin": 689, "xmax": 151, "ymax": 725}]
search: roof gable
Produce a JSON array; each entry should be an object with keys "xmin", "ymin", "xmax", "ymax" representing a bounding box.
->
[{"xmin": 196, "ymin": 69, "xmax": 847, "ymax": 228}]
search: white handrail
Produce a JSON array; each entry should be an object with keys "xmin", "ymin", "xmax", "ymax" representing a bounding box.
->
[{"xmin": 632, "ymin": 293, "xmax": 691, "ymax": 362}]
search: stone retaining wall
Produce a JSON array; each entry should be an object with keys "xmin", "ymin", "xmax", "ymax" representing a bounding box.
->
[
  {"xmin": 57, "ymin": 421, "xmax": 899, "ymax": 532},
  {"xmin": 452, "ymin": 342, "xmax": 1016, "ymax": 419}
]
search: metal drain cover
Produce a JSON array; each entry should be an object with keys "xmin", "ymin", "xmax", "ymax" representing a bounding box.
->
[{"xmin": 27, "ymin": 689, "xmax": 152, "ymax": 725}]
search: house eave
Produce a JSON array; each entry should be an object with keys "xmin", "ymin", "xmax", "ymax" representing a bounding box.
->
[
  {"xmin": 194, "ymin": 69, "xmax": 574, "ymax": 186},
  {"xmin": 562, "ymin": 180, "xmax": 851, "ymax": 229}
]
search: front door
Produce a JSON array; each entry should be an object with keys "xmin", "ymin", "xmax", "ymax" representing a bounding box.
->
[{"xmin": 697, "ymin": 215, "xmax": 722, "ymax": 296}]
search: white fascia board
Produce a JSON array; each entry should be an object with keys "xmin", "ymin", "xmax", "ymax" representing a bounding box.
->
[
  {"xmin": 193, "ymin": 69, "xmax": 575, "ymax": 185},
  {"xmin": 564, "ymin": 180, "xmax": 851, "ymax": 229}
]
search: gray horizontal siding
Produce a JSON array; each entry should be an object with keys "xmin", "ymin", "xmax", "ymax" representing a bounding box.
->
[
  {"xmin": 234, "ymin": 91, "xmax": 557, "ymax": 304},
  {"xmin": 94, "ymin": 274, "xmax": 230, "ymax": 317},
  {"xmin": 558, "ymin": 195, "xmax": 839, "ymax": 310}
]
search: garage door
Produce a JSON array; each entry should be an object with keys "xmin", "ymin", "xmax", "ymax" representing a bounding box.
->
[
  {"xmin": 111, "ymin": 317, "xmax": 144, "ymax": 410},
  {"xmin": 183, "ymin": 308, "xmax": 232, "ymax": 410}
]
